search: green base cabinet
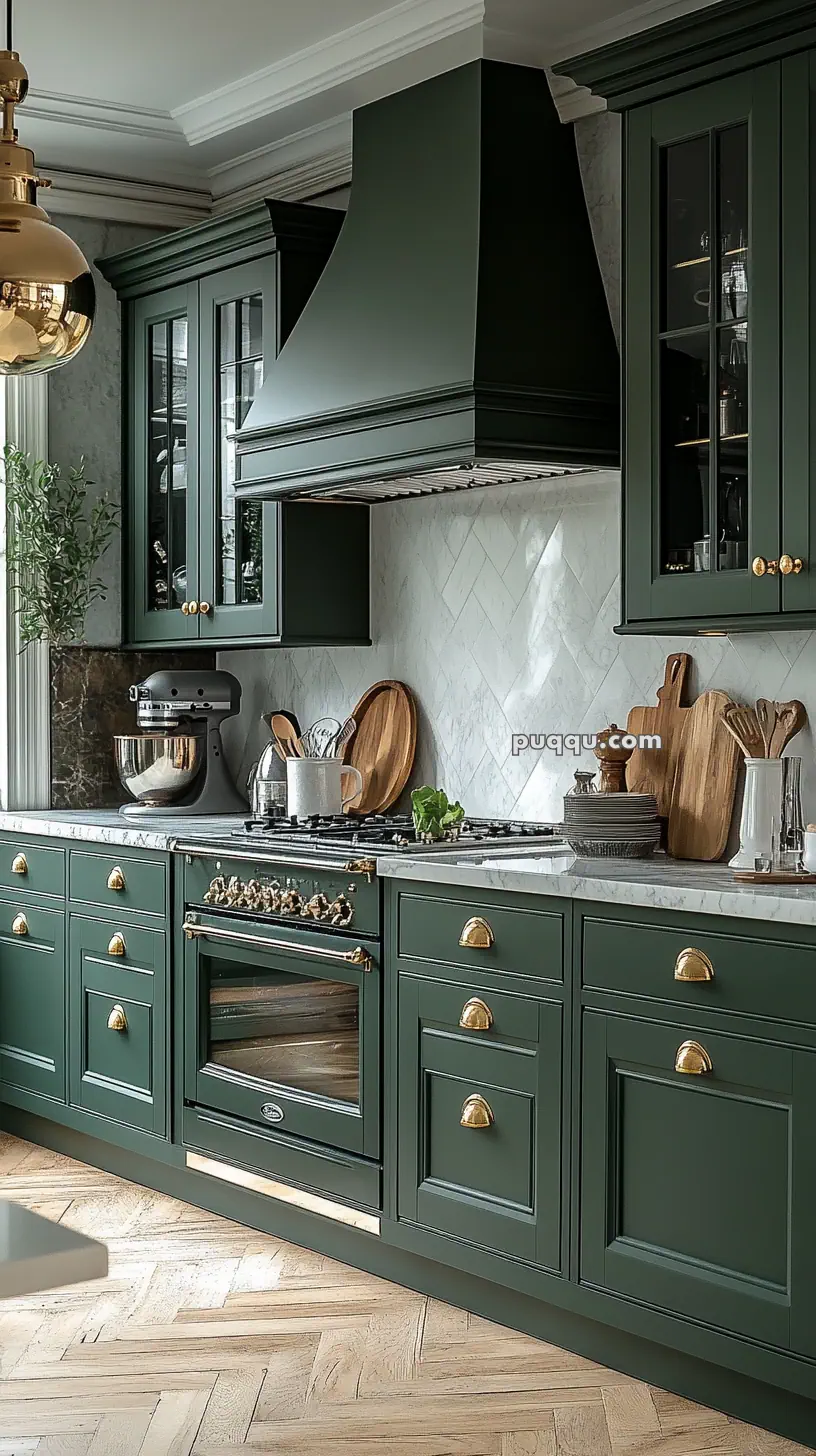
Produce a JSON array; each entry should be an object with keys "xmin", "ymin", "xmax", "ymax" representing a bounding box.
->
[
  {"xmin": 555, "ymin": 2, "xmax": 816, "ymax": 633},
  {"xmin": 69, "ymin": 915, "xmax": 167, "ymax": 1136},
  {"xmin": 397, "ymin": 973, "xmax": 562, "ymax": 1270},
  {"xmin": 100, "ymin": 202, "xmax": 370, "ymax": 650},
  {"xmin": 0, "ymin": 897, "xmax": 65, "ymax": 1101}
]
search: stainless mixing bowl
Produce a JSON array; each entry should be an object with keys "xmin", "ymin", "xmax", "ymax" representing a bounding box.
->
[{"xmin": 114, "ymin": 733, "xmax": 203, "ymax": 806}]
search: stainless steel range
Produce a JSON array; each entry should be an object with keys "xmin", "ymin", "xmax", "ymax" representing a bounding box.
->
[{"xmin": 174, "ymin": 814, "xmax": 561, "ymax": 1226}]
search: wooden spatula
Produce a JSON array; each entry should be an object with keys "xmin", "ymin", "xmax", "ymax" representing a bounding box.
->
[
  {"xmin": 721, "ymin": 703, "xmax": 765, "ymax": 759},
  {"xmin": 768, "ymin": 700, "xmax": 807, "ymax": 758},
  {"xmin": 270, "ymin": 713, "xmax": 303, "ymax": 758}
]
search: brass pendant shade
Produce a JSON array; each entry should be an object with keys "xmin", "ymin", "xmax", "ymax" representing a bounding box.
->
[{"xmin": 0, "ymin": 40, "xmax": 95, "ymax": 375}]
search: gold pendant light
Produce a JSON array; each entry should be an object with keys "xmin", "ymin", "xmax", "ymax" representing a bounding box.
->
[{"xmin": 0, "ymin": 0, "xmax": 94, "ymax": 374}]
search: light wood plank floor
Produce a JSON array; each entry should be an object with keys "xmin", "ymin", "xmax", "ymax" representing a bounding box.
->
[{"xmin": 0, "ymin": 1133, "xmax": 810, "ymax": 1456}]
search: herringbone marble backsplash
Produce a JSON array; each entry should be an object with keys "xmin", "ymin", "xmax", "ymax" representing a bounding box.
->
[{"xmin": 220, "ymin": 474, "xmax": 816, "ymax": 824}]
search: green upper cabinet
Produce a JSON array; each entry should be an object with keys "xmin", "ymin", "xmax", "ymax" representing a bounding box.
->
[
  {"xmin": 555, "ymin": 4, "xmax": 816, "ymax": 632},
  {"xmin": 100, "ymin": 202, "xmax": 371, "ymax": 649}
]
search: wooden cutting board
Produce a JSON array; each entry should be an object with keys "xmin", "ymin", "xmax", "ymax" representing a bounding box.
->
[
  {"xmin": 667, "ymin": 690, "xmax": 740, "ymax": 861},
  {"xmin": 341, "ymin": 680, "xmax": 417, "ymax": 815},
  {"xmin": 626, "ymin": 652, "xmax": 691, "ymax": 815}
]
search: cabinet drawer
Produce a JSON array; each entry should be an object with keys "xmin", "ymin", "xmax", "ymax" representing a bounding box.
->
[
  {"xmin": 69, "ymin": 849, "xmax": 166, "ymax": 918},
  {"xmin": 398, "ymin": 974, "xmax": 562, "ymax": 1270},
  {"xmin": 0, "ymin": 838, "xmax": 65, "ymax": 899},
  {"xmin": 581, "ymin": 1009, "xmax": 815, "ymax": 1351},
  {"xmin": 69, "ymin": 915, "xmax": 166, "ymax": 1135},
  {"xmin": 0, "ymin": 898, "xmax": 65, "ymax": 1099},
  {"xmin": 582, "ymin": 911, "xmax": 816, "ymax": 1026},
  {"xmin": 396, "ymin": 888, "xmax": 563, "ymax": 983}
]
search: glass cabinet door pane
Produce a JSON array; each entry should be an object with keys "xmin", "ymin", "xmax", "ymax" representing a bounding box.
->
[
  {"xmin": 216, "ymin": 293, "xmax": 264, "ymax": 607},
  {"xmin": 147, "ymin": 317, "xmax": 188, "ymax": 612},
  {"xmin": 663, "ymin": 136, "xmax": 711, "ymax": 333},
  {"xmin": 660, "ymin": 333, "xmax": 710, "ymax": 573},
  {"xmin": 207, "ymin": 960, "xmax": 360, "ymax": 1107}
]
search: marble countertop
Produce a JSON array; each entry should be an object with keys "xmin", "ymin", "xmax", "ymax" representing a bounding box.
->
[
  {"xmin": 378, "ymin": 845, "xmax": 816, "ymax": 927},
  {"xmin": 0, "ymin": 810, "xmax": 246, "ymax": 851},
  {"xmin": 0, "ymin": 1200, "xmax": 107, "ymax": 1299}
]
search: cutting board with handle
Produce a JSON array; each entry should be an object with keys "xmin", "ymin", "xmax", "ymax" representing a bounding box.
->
[
  {"xmin": 626, "ymin": 653, "xmax": 691, "ymax": 815},
  {"xmin": 668, "ymin": 690, "xmax": 741, "ymax": 861}
]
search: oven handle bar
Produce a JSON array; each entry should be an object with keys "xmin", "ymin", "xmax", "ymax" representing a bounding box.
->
[
  {"xmin": 181, "ymin": 916, "xmax": 373, "ymax": 972},
  {"xmin": 172, "ymin": 841, "xmax": 377, "ymax": 880}
]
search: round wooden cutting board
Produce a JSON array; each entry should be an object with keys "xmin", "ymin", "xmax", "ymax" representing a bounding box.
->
[{"xmin": 340, "ymin": 680, "xmax": 417, "ymax": 814}]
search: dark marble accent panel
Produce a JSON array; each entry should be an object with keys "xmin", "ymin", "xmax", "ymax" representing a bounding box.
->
[{"xmin": 51, "ymin": 647, "xmax": 216, "ymax": 810}]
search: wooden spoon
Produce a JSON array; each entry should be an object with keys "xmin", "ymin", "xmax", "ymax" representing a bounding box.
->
[
  {"xmin": 721, "ymin": 703, "xmax": 766, "ymax": 759},
  {"xmin": 270, "ymin": 713, "xmax": 304, "ymax": 758},
  {"xmin": 755, "ymin": 698, "xmax": 776, "ymax": 757},
  {"xmin": 768, "ymin": 699, "xmax": 807, "ymax": 758}
]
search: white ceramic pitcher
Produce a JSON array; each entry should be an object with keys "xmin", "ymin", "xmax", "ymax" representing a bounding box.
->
[
  {"xmin": 729, "ymin": 756, "xmax": 803, "ymax": 871},
  {"xmin": 286, "ymin": 757, "xmax": 363, "ymax": 819}
]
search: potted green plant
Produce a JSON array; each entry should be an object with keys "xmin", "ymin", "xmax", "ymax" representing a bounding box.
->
[{"xmin": 3, "ymin": 443, "xmax": 119, "ymax": 648}]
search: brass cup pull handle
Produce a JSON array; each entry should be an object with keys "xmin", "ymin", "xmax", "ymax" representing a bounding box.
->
[
  {"xmin": 459, "ymin": 916, "xmax": 494, "ymax": 950},
  {"xmin": 675, "ymin": 1039, "xmax": 713, "ymax": 1075},
  {"xmin": 752, "ymin": 557, "xmax": 779, "ymax": 577},
  {"xmin": 459, "ymin": 997, "xmax": 493, "ymax": 1031},
  {"xmin": 11, "ymin": 912, "xmax": 28, "ymax": 936},
  {"xmin": 107, "ymin": 1004, "xmax": 128, "ymax": 1033},
  {"xmin": 460, "ymin": 1093, "xmax": 494, "ymax": 1129},
  {"xmin": 199, "ymin": 601, "xmax": 211, "ymax": 615},
  {"xmin": 11, "ymin": 853, "xmax": 27, "ymax": 875},
  {"xmin": 107, "ymin": 867, "xmax": 125, "ymax": 892},
  {"xmin": 779, "ymin": 554, "xmax": 804, "ymax": 576},
  {"xmin": 674, "ymin": 947, "xmax": 714, "ymax": 983},
  {"xmin": 107, "ymin": 933, "xmax": 126, "ymax": 957}
]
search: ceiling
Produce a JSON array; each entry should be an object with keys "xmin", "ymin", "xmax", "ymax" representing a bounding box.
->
[{"xmin": 14, "ymin": 0, "xmax": 720, "ymax": 222}]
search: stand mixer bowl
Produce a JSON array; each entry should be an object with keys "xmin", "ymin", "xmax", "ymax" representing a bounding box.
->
[{"xmin": 114, "ymin": 733, "xmax": 203, "ymax": 807}]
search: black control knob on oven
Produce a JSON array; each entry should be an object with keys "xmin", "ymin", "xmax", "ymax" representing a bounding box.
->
[
  {"xmin": 304, "ymin": 893, "xmax": 330, "ymax": 921},
  {"xmin": 329, "ymin": 894, "xmax": 354, "ymax": 927},
  {"xmin": 280, "ymin": 888, "xmax": 303, "ymax": 916}
]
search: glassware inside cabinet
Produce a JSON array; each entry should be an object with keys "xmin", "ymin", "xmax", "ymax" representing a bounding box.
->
[
  {"xmin": 147, "ymin": 316, "xmax": 188, "ymax": 612},
  {"xmin": 216, "ymin": 294, "xmax": 264, "ymax": 608}
]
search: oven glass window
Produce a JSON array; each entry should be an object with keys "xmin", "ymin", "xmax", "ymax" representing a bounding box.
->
[{"xmin": 206, "ymin": 959, "xmax": 360, "ymax": 1106}]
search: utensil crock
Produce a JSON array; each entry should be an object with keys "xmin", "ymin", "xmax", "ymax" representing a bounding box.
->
[{"xmin": 286, "ymin": 757, "xmax": 364, "ymax": 819}]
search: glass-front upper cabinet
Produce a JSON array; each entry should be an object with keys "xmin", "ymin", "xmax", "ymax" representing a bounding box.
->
[
  {"xmin": 623, "ymin": 66, "xmax": 782, "ymax": 627},
  {"xmin": 198, "ymin": 260, "xmax": 278, "ymax": 642},
  {"xmin": 131, "ymin": 286, "xmax": 200, "ymax": 642}
]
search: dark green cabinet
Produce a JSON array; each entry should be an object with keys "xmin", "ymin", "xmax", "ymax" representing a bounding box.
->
[
  {"xmin": 69, "ymin": 916, "xmax": 167, "ymax": 1135},
  {"xmin": 0, "ymin": 898, "xmax": 65, "ymax": 1101},
  {"xmin": 397, "ymin": 973, "xmax": 563, "ymax": 1271},
  {"xmin": 100, "ymin": 202, "xmax": 370, "ymax": 649},
  {"xmin": 580, "ymin": 1008, "xmax": 816, "ymax": 1353},
  {"xmin": 558, "ymin": 12, "xmax": 816, "ymax": 633}
]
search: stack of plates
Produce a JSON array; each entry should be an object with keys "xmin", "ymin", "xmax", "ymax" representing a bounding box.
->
[{"xmin": 563, "ymin": 792, "xmax": 660, "ymax": 858}]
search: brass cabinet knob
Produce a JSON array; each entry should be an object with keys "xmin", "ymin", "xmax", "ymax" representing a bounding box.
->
[
  {"xmin": 181, "ymin": 601, "xmax": 190, "ymax": 615},
  {"xmin": 107, "ymin": 933, "xmax": 126, "ymax": 957},
  {"xmin": 187, "ymin": 600, "xmax": 199, "ymax": 616},
  {"xmin": 779, "ymin": 554, "xmax": 804, "ymax": 575},
  {"xmin": 11, "ymin": 912, "xmax": 28, "ymax": 936},
  {"xmin": 107, "ymin": 1004, "xmax": 128, "ymax": 1033},
  {"xmin": 107, "ymin": 866, "xmax": 125, "ymax": 892},
  {"xmin": 199, "ymin": 601, "xmax": 211, "ymax": 615},
  {"xmin": 458, "ymin": 997, "xmax": 493, "ymax": 1031},
  {"xmin": 752, "ymin": 557, "xmax": 778, "ymax": 576},
  {"xmin": 460, "ymin": 1093, "xmax": 494, "ymax": 1129},
  {"xmin": 459, "ymin": 916, "xmax": 494, "ymax": 949},
  {"xmin": 674, "ymin": 1039, "xmax": 713, "ymax": 1075},
  {"xmin": 674, "ymin": 947, "xmax": 714, "ymax": 983},
  {"xmin": 11, "ymin": 853, "xmax": 27, "ymax": 875}
]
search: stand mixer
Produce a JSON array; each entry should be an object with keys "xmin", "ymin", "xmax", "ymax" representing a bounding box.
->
[{"xmin": 114, "ymin": 669, "xmax": 248, "ymax": 817}]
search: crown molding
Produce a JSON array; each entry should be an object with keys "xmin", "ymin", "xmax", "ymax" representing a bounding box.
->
[
  {"xmin": 173, "ymin": 0, "xmax": 484, "ymax": 145},
  {"xmin": 548, "ymin": 73, "xmax": 607, "ymax": 123},
  {"xmin": 208, "ymin": 117, "xmax": 352, "ymax": 211},
  {"xmin": 44, "ymin": 168, "xmax": 211, "ymax": 227},
  {"xmin": 26, "ymin": 90, "xmax": 181, "ymax": 143}
]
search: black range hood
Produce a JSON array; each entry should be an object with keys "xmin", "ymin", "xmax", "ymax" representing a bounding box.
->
[{"xmin": 235, "ymin": 59, "xmax": 620, "ymax": 503}]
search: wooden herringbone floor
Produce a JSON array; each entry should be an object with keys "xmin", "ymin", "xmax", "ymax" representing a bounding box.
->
[{"xmin": 0, "ymin": 1134, "xmax": 810, "ymax": 1456}]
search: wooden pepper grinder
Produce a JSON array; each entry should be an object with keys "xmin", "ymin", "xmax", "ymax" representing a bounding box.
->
[{"xmin": 593, "ymin": 724, "xmax": 633, "ymax": 794}]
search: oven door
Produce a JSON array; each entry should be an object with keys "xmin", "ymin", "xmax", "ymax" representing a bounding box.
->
[{"xmin": 182, "ymin": 912, "xmax": 379, "ymax": 1158}]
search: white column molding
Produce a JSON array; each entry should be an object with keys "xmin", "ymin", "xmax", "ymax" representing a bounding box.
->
[{"xmin": 0, "ymin": 376, "xmax": 51, "ymax": 810}]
